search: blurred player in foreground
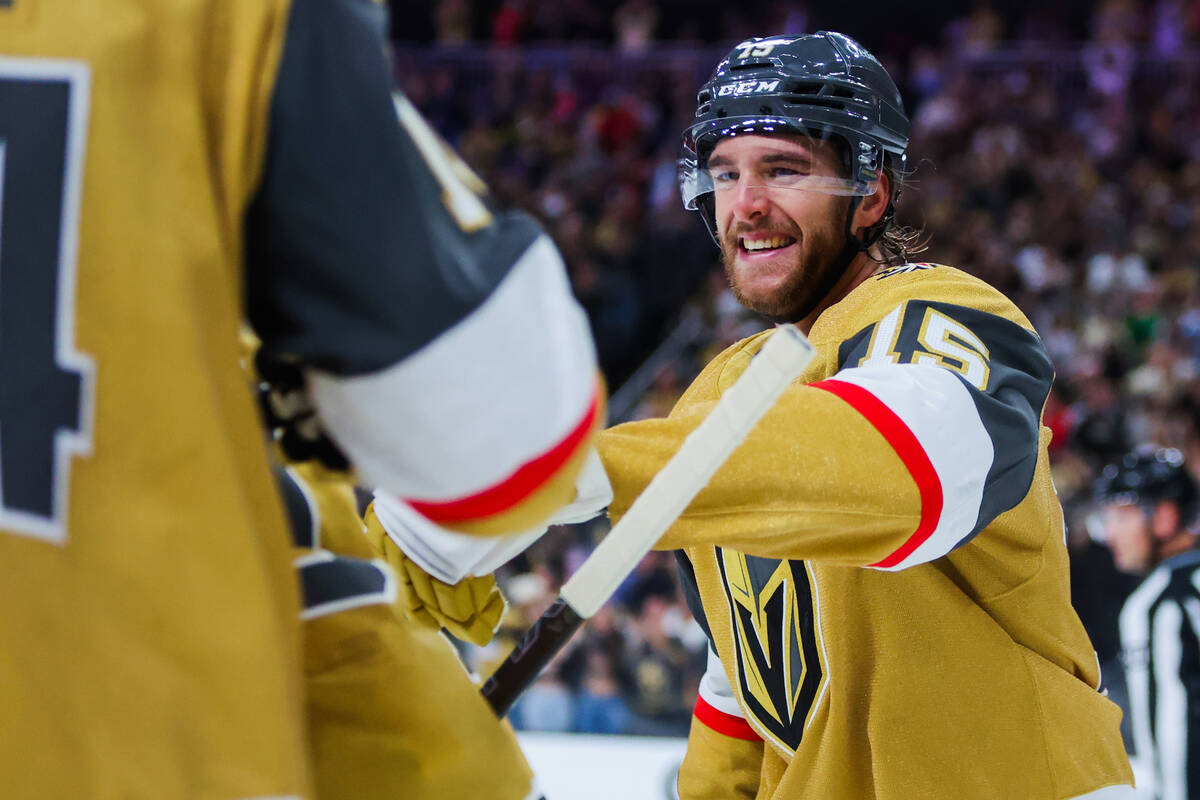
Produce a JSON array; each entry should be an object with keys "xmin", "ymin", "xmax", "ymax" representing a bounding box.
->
[
  {"xmin": 595, "ymin": 32, "xmax": 1133, "ymax": 798},
  {"xmin": 275, "ymin": 456, "xmax": 606, "ymax": 800},
  {"xmin": 0, "ymin": 0, "xmax": 599, "ymax": 797},
  {"xmin": 1094, "ymin": 448, "xmax": 1200, "ymax": 800}
]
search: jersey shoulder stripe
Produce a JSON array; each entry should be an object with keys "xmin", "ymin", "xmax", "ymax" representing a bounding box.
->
[
  {"xmin": 306, "ymin": 234, "xmax": 602, "ymax": 533},
  {"xmin": 811, "ymin": 376, "xmax": 944, "ymax": 569},
  {"xmin": 408, "ymin": 384, "xmax": 600, "ymax": 526},
  {"xmin": 818, "ymin": 275, "xmax": 1054, "ymax": 566}
]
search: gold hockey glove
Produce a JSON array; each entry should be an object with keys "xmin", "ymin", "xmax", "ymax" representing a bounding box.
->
[{"xmin": 365, "ymin": 503, "xmax": 506, "ymax": 646}]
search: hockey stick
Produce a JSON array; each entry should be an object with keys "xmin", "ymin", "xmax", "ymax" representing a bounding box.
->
[{"xmin": 481, "ymin": 324, "xmax": 816, "ymax": 716}]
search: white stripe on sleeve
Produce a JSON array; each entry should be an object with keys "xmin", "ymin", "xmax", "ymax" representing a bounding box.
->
[
  {"xmin": 698, "ymin": 647, "xmax": 745, "ymax": 719},
  {"xmin": 828, "ymin": 364, "xmax": 994, "ymax": 570},
  {"xmin": 308, "ymin": 234, "xmax": 597, "ymax": 501}
]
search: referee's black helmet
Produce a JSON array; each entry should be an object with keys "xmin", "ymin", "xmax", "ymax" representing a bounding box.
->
[{"xmin": 1094, "ymin": 448, "xmax": 1199, "ymax": 529}]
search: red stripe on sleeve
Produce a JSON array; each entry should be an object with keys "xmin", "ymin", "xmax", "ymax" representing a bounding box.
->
[
  {"xmin": 694, "ymin": 696, "xmax": 760, "ymax": 741},
  {"xmin": 408, "ymin": 383, "xmax": 601, "ymax": 524},
  {"xmin": 810, "ymin": 379, "xmax": 943, "ymax": 569}
]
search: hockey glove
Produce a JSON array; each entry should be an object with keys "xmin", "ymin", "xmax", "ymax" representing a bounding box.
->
[
  {"xmin": 364, "ymin": 450, "xmax": 613, "ymax": 645},
  {"xmin": 365, "ymin": 503, "xmax": 506, "ymax": 646}
]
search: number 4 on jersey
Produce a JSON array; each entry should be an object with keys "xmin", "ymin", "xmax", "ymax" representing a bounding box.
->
[{"xmin": 0, "ymin": 58, "xmax": 95, "ymax": 544}]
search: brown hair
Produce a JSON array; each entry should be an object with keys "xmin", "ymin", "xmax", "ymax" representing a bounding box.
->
[{"xmin": 872, "ymin": 159, "xmax": 928, "ymax": 266}]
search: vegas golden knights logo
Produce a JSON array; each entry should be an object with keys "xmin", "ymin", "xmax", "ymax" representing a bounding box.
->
[{"xmin": 716, "ymin": 548, "xmax": 827, "ymax": 751}]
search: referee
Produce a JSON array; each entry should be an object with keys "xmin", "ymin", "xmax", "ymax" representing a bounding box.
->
[{"xmin": 1095, "ymin": 448, "xmax": 1200, "ymax": 800}]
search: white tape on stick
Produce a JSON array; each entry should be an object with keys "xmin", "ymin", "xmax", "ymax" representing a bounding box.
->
[{"xmin": 560, "ymin": 324, "xmax": 815, "ymax": 617}]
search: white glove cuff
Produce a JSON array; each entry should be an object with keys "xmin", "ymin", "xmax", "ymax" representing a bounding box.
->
[
  {"xmin": 546, "ymin": 449, "xmax": 612, "ymax": 525},
  {"xmin": 372, "ymin": 449, "xmax": 611, "ymax": 582},
  {"xmin": 372, "ymin": 491, "xmax": 499, "ymax": 584}
]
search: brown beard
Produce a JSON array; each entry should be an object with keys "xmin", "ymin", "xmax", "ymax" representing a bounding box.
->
[{"xmin": 719, "ymin": 209, "xmax": 851, "ymax": 324}]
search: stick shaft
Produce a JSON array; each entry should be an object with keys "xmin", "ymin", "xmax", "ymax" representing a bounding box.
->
[
  {"xmin": 561, "ymin": 324, "xmax": 814, "ymax": 616},
  {"xmin": 481, "ymin": 598, "xmax": 584, "ymax": 716},
  {"xmin": 481, "ymin": 325, "xmax": 814, "ymax": 716}
]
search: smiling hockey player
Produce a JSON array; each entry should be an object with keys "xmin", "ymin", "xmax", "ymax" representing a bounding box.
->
[{"xmin": 595, "ymin": 31, "xmax": 1134, "ymax": 799}]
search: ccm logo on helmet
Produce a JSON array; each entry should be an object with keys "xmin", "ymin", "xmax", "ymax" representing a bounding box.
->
[{"xmin": 716, "ymin": 79, "xmax": 781, "ymax": 97}]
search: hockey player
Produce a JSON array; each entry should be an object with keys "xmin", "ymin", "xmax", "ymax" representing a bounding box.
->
[
  {"xmin": 595, "ymin": 32, "xmax": 1134, "ymax": 798},
  {"xmin": 1094, "ymin": 448, "xmax": 1200, "ymax": 800},
  {"xmin": 274, "ymin": 462, "xmax": 546, "ymax": 800},
  {"xmin": 0, "ymin": 0, "xmax": 598, "ymax": 797}
]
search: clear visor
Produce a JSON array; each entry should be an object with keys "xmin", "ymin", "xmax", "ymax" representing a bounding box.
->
[{"xmin": 679, "ymin": 116, "xmax": 880, "ymax": 209}]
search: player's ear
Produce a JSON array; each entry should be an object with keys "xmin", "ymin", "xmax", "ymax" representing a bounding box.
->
[
  {"xmin": 852, "ymin": 171, "xmax": 890, "ymax": 237},
  {"xmin": 1152, "ymin": 500, "xmax": 1182, "ymax": 539}
]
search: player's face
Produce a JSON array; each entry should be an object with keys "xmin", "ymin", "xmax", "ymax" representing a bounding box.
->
[
  {"xmin": 709, "ymin": 134, "xmax": 851, "ymax": 322},
  {"xmin": 1103, "ymin": 503, "xmax": 1153, "ymax": 574}
]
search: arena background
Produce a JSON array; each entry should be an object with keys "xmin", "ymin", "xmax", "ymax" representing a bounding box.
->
[{"xmin": 396, "ymin": 2, "xmax": 1200, "ymax": 796}]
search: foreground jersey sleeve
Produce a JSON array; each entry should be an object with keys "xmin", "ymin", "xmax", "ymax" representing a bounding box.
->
[
  {"xmin": 274, "ymin": 464, "xmax": 537, "ymax": 800},
  {"xmin": 597, "ymin": 283, "xmax": 1054, "ymax": 569},
  {"xmin": 246, "ymin": 0, "xmax": 601, "ymax": 535}
]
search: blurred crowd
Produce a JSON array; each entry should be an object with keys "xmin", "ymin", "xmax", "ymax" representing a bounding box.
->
[{"xmin": 397, "ymin": 0, "xmax": 1200, "ymax": 736}]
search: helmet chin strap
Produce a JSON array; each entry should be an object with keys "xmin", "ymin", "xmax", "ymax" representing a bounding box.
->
[{"xmin": 779, "ymin": 196, "xmax": 864, "ymax": 324}]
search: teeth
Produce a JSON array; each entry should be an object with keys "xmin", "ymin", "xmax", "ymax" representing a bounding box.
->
[{"xmin": 743, "ymin": 237, "xmax": 794, "ymax": 251}]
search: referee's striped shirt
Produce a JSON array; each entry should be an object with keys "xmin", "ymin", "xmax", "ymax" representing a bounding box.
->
[{"xmin": 1120, "ymin": 549, "xmax": 1200, "ymax": 800}]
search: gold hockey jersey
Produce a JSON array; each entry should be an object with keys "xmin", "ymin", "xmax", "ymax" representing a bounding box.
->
[
  {"xmin": 0, "ymin": 2, "xmax": 311, "ymax": 797},
  {"xmin": 597, "ymin": 263, "xmax": 1133, "ymax": 799},
  {"xmin": 0, "ymin": 0, "xmax": 596, "ymax": 797},
  {"xmin": 276, "ymin": 464, "xmax": 536, "ymax": 800}
]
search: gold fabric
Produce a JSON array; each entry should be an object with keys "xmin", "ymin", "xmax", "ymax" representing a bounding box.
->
[
  {"xmin": 364, "ymin": 501, "xmax": 507, "ymax": 646},
  {"xmin": 598, "ymin": 265, "xmax": 1133, "ymax": 799},
  {"xmin": 678, "ymin": 714, "xmax": 764, "ymax": 800},
  {"xmin": 290, "ymin": 465, "xmax": 535, "ymax": 800},
  {"xmin": 0, "ymin": 2, "xmax": 310, "ymax": 797}
]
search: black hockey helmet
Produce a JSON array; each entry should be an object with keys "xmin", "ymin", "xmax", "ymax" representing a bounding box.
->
[
  {"xmin": 1094, "ymin": 448, "xmax": 1199, "ymax": 529},
  {"xmin": 678, "ymin": 31, "xmax": 910, "ymax": 243}
]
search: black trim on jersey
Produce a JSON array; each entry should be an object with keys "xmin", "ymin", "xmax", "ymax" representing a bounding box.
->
[
  {"xmin": 298, "ymin": 555, "xmax": 390, "ymax": 614},
  {"xmin": 873, "ymin": 262, "xmax": 935, "ymax": 280},
  {"xmin": 838, "ymin": 300, "xmax": 1053, "ymax": 544},
  {"xmin": 245, "ymin": 0, "xmax": 541, "ymax": 375},
  {"xmin": 273, "ymin": 467, "xmax": 318, "ymax": 549},
  {"xmin": 675, "ymin": 550, "xmax": 714, "ymax": 648}
]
